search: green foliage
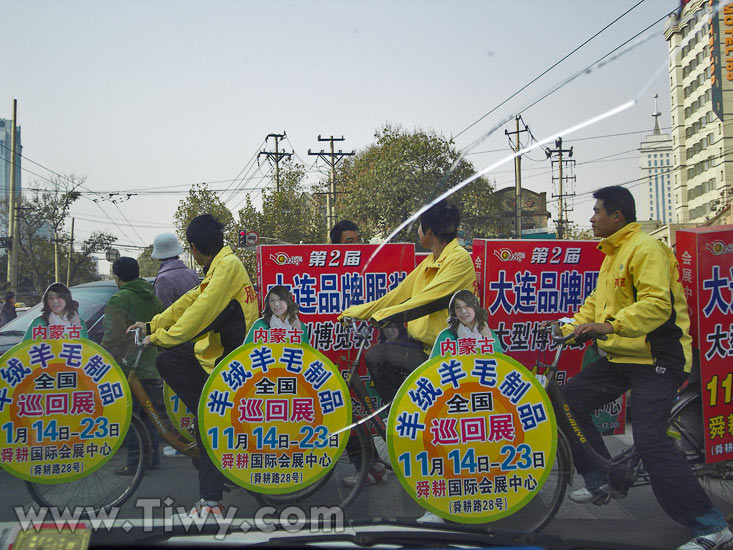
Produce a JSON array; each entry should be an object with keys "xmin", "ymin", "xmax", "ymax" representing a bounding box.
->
[
  {"xmin": 174, "ymin": 182, "xmax": 236, "ymax": 248},
  {"xmin": 5, "ymin": 175, "xmax": 116, "ymax": 303},
  {"xmin": 236, "ymin": 161, "xmax": 326, "ymax": 275},
  {"xmin": 136, "ymin": 245, "xmax": 159, "ymax": 277},
  {"xmin": 328, "ymin": 125, "xmax": 503, "ymax": 244}
]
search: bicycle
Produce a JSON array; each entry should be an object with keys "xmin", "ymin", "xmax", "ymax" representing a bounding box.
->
[
  {"xmin": 516, "ymin": 323, "xmax": 733, "ymax": 532},
  {"xmin": 26, "ymin": 329, "xmax": 199, "ymax": 514},
  {"xmin": 26, "ymin": 328, "xmax": 375, "ymax": 515}
]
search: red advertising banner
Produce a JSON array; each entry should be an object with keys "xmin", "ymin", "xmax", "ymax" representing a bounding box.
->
[
  {"xmin": 473, "ymin": 239, "xmax": 625, "ymax": 434},
  {"xmin": 256, "ymin": 243, "xmax": 416, "ymax": 373},
  {"xmin": 676, "ymin": 225, "xmax": 733, "ymax": 464}
]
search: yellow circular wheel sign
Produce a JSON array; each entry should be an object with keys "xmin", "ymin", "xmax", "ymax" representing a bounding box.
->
[
  {"xmin": 0, "ymin": 338, "xmax": 132, "ymax": 484},
  {"xmin": 199, "ymin": 341, "xmax": 350, "ymax": 494},
  {"xmin": 163, "ymin": 383, "xmax": 195, "ymax": 442},
  {"xmin": 388, "ymin": 352, "xmax": 556, "ymax": 523}
]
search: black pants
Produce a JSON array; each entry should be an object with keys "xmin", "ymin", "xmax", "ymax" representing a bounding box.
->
[
  {"xmin": 562, "ymin": 357, "xmax": 712, "ymax": 528},
  {"xmin": 156, "ymin": 342, "xmax": 227, "ymax": 502},
  {"xmin": 364, "ymin": 341, "xmax": 428, "ymax": 403}
]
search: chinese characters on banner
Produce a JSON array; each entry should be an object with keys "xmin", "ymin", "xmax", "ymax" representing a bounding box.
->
[
  {"xmin": 473, "ymin": 240, "xmax": 624, "ymax": 435},
  {"xmin": 0, "ymin": 338, "xmax": 131, "ymax": 483},
  {"xmin": 388, "ymin": 348, "xmax": 556, "ymax": 523},
  {"xmin": 257, "ymin": 244, "xmax": 416, "ymax": 391},
  {"xmin": 676, "ymin": 226, "xmax": 733, "ymax": 464},
  {"xmin": 199, "ymin": 340, "xmax": 350, "ymax": 493}
]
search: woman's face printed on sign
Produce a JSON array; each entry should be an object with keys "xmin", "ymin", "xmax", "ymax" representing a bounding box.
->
[
  {"xmin": 268, "ymin": 292, "xmax": 289, "ymax": 321},
  {"xmin": 454, "ymin": 298, "xmax": 476, "ymax": 329}
]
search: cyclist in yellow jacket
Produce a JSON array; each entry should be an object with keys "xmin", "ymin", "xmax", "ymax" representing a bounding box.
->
[
  {"xmin": 560, "ymin": 186, "xmax": 731, "ymax": 550},
  {"xmin": 129, "ymin": 214, "xmax": 259, "ymax": 519}
]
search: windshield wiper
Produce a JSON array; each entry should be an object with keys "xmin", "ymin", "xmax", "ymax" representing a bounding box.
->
[{"xmin": 0, "ymin": 330, "xmax": 24, "ymax": 336}]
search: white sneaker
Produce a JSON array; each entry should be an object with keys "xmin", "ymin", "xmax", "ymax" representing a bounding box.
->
[
  {"xmin": 163, "ymin": 446, "xmax": 184, "ymax": 458},
  {"xmin": 416, "ymin": 510, "xmax": 445, "ymax": 524},
  {"xmin": 677, "ymin": 527, "xmax": 733, "ymax": 550}
]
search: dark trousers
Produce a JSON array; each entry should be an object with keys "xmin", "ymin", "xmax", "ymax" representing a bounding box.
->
[
  {"xmin": 364, "ymin": 342, "xmax": 428, "ymax": 403},
  {"xmin": 562, "ymin": 357, "xmax": 712, "ymax": 528},
  {"xmin": 346, "ymin": 341, "xmax": 427, "ymax": 466},
  {"xmin": 128, "ymin": 378, "xmax": 163, "ymax": 468},
  {"xmin": 156, "ymin": 342, "xmax": 227, "ymax": 502}
]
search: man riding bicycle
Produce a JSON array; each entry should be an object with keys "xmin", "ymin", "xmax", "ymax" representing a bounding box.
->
[
  {"xmin": 337, "ymin": 200, "xmax": 475, "ymax": 495},
  {"xmin": 559, "ymin": 186, "xmax": 731, "ymax": 550}
]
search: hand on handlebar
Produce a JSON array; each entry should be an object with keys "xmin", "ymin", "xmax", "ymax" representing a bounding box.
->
[
  {"xmin": 126, "ymin": 322, "xmax": 151, "ymax": 348},
  {"xmin": 572, "ymin": 322, "xmax": 613, "ymax": 340}
]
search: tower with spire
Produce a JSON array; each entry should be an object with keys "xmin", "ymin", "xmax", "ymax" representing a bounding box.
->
[{"xmin": 638, "ymin": 93, "xmax": 673, "ymax": 225}]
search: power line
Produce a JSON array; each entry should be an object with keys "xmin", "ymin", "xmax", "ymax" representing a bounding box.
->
[{"xmin": 453, "ymin": 0, "xmax": 648, "ymax": 140}]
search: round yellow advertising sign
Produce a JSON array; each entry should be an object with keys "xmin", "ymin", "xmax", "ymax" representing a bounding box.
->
[
  {"xmin": 388, "ymin": 352, "xmax": 556, "ymax": 523},
  {"xmin": 199, "ymin": 341, "xmax": 351, "ymax": 494}
]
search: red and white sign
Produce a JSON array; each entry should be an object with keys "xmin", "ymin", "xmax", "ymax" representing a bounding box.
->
[
  {"xmin": 473, "ymin": 239, "xmax": 624, "ymax": 434},
  {"xmin": 676, "ymin": 225, "xmax": 733, "ymax": 464},
  {"xmin": 256, "ymin": 244, "xmax": 417, "ymax": 371}
]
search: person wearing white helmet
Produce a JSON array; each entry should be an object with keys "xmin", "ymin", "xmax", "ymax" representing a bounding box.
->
[
  {"xmin": 151, "ymin": 233, "xmax": 200, "ymax": 309},
  {"xmin": 151, "ymin": 232, "xmax": 200, "ymax": 459}
]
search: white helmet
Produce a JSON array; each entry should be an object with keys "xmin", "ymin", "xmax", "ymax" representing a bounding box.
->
[{"xmin": 151, "ymin": 233, "xmax": 184, "ymax": 260}]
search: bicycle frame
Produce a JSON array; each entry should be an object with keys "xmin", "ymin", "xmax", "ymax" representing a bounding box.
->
[{"xmin": 127, "ymin": 329, "xmax": 199, "ymax": 458}]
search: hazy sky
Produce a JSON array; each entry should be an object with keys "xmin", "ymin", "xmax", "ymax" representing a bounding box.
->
[{"xmin": 1, "ymin": 0, "xmax": 677, "ymax": 263}]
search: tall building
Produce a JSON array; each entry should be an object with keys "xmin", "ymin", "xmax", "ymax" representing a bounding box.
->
[
  {"xmin": 0, "ymin": 118, "xmax": 22, "ymax": 243},
  {"xmin": 664, "ymin": 0, "xmax": 733, "ymax": 224},
  {"xmin": 638, "ymin": 95, "xmax": 674, "ymax": 224}
]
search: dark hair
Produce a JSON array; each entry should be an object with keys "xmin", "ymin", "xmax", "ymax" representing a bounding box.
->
[
  {"xmin": 5, "ymin": 291, "xmax": 14, "ymax": 301},
  {"xmin": 186, "ymin": 214, "xmax": 224, "ymax": 256},
  {"xmin": 378, "ymin": 321, "xmax": 408, "ymax": 343},
  {"xmin": 448, "ymin": 290, "xmax": 488, "ymax": 334},
  {"xmin": 419, "ymin": 200, "xmax": 460, "ymax": 242},
  {"xmin": 112, "ymin": 257, "xmax": 139, "ymax": 282},
  {"xmin": 41, "ymin": 282, "xmax": 79, "ymax": 323},
  {"xmin": 593, "ymin": 186, "xmax": 636, "ymax": 223},
  {"xmin": 263, "ymin": 285, "xmax": 300, "ymax": 325},
  {"xmin": 330, "ymin": 220, "xmax": 360, "ymax": 244}
]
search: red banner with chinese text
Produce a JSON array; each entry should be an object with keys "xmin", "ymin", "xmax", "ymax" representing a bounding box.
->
[
  {"xmin": 676, "ymin": 226, "xmax": 733, "ymax": 464},
  {"xmin": 256, "ymin": 243, "xmax": 416, "ymax": 376},
  {"xmin": 473, "ymin": 239, "xmax": 625, "ymax": 435}
]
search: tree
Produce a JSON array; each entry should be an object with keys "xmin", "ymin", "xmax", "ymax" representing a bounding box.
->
[
  {"xmin": 4, "ymin": 176, "xmax": 116, "ymax": 302},
  {"xmin": 137, "ymin": 245, "xmax": 158, "ymax": 277},
  {"xmin": 174, "ymin": 183, "xmax": 235, "ymax": 246},
  {"xmin": 328, "ymin": 125, "xmax": 503, "ymax": 244},
  {"xmin": 235, "ymin": 161, "xmax": 325, "ymax": 274}
]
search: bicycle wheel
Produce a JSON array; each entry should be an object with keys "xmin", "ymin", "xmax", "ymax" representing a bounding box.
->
[
  {"xmin": 473, "ymin": 430, "xmax": 572, "ymax": 533},
  {"xmin": 257, "ymin": 415, "xmax": 372, "ymax": 511},
  {"xmin": 666, "ymin": 395, "xmax": 733, "ymax": 508},
  {"xmin": 26, "ymin": 414, "xmax": 150, "ymax": 515}
]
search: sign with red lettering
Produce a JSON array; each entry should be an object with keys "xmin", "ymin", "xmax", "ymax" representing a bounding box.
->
[
  {"xmin": 473, "ymin": 240, "xmax": 624, "ymax": 434},
  {"xmin": 257, "ymin": 244, "xmax": 416, "ymax": 393},
  {"xmin": 676, "ymin": 225, "xmax": 733, "ymax": 463}
]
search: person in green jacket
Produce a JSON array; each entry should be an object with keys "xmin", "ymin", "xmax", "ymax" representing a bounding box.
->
[
  {"xmin": 430, "ymin": 289, "xmax": 503, "ymax": 359},
  {"xmin": 244, "ymin": 285, "xmax": 308, "ymax": 344},
  {"xmin": 101, "ymin": 257, "xmax": 164, "ymax": 473},
  {"xmin": 24, "ymin": 282, "xmax": 88, "ymax": 341}
]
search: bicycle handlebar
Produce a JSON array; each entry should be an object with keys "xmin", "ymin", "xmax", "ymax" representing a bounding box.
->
[{"xmin": 544, "ymin": 322, "xmax": 608, "ymax": 345}]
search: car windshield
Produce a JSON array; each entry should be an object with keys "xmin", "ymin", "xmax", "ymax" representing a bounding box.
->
[{"xmin": 1, "ymin": 2, "xmax": 732, "ymax": 550}]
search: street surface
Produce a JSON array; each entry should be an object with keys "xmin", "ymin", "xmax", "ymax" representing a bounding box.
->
[{"xmin": 1, "ymin": 425, "xmax": 731, "ymax": 549}]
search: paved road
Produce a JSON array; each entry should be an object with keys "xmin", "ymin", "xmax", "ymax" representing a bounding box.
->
[{"xmin": 1, "ymin": 428, "xmax": 731, "ymax": 549}]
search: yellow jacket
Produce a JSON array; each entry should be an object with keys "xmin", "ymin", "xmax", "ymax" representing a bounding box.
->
[
  {"xmin": 149, "ymin": 246, "xmax": 259, "ymax": 373},
  {"xmin": 339, "ymin": 239, "xmax": 475, "ymax": 352},
  {"xmin": 568, "ymin": 223, "xmax": 693, "ymax": 372}
]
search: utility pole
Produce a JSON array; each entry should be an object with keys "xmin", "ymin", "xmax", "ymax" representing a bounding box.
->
[
  {"xmin": 505, "ymin": 115, "xmax": 529, "ymax": 239},
  {"xmin": 6, "ymin": 99, "xmax": 20, "ymax": 294},
  {"xmin": 66, "ymin": 217, "xmax": 74, "ymax": 286},
  {"xmin": 546, "ymin": 137, "xmax": 575, "ymax": 240},
  {"xmin": 308, "ymin": 135, "xmax": 354, "ymax": 232},
  {"xmin": 258, "ymin": 133, "xmax": 292, "ymax": 192}
]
